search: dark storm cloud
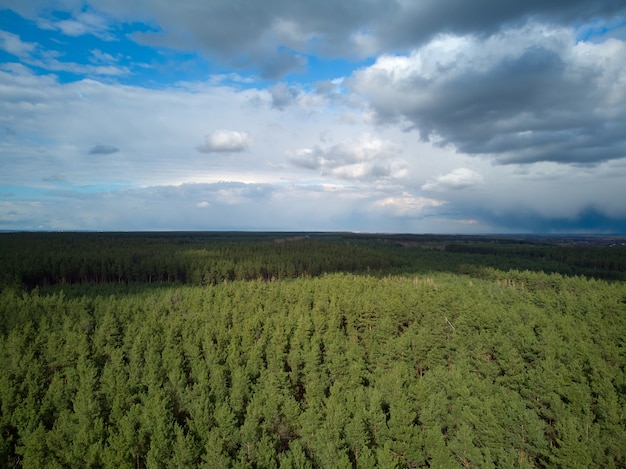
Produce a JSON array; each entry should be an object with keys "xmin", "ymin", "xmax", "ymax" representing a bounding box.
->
[
  {"xmin": 89, "ymin": 144, "xmax": 119, "ymax": 155},
  {"xmin": 254, "ymin": 50, "xmax": 308, "ymax": 80},
  {"xmin": 419, "ymin": 48, "xmax": 624, "ymax": 164},
  {"xmin": 41, "ymin": 0, "xmax": 617, "ymax": 77},
  {"xmin": 376, "ymin": 0, "xmax": 626, "ymax": 50},
  {"xmin": 350, "ymin": 27, "xmax": 626, "ymax": 165},
  {"xmin": 122, "ymin": 0, "xmax": 378, "ymax": 72},
  {"xmin": 476, "ymin": 207, "xmax": 626, "ymax": 234}
]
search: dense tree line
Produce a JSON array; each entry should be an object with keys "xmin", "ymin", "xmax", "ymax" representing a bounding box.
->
[
  {"xmin": 1, "ymin": 233, "xmax": 625, "ymax": 467},
  {"xmin": 0, "ymin": 233, "xmax": 409, "ymax": 290},
  {"xmin": 1, "ymin": 233, "xmax": 625, "ymax": 292},
  {"xmin": 444, "ymin": 243, "xmax": 626, "ymax": 280},
  {"xmin": 1, "ymin": 275, "xmax": 625, "ymax": 467}
]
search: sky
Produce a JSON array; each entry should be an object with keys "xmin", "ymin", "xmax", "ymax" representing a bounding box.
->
[{"xmin": 1, "ymin": 1, "xmax": 625, "ymax": 233}]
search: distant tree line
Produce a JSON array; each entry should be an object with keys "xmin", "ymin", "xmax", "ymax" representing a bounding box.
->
[
  {"xmin": 444, "ymin": 243, "xmax": 626, "ymax": 280},
  {"xmin": 0, "ymin": 233, "xmax": 408, "ymax": 290},
  {"xmin": 1, "ymin": 232, "xmax": 625, "ymax": 293}
]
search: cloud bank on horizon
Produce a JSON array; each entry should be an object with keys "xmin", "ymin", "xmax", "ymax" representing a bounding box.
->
[{"xmin": 1, "ymin": 0, "xmax": 625, "ymax": 233}]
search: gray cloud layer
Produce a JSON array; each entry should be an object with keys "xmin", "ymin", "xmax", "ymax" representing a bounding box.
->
[
  {"xmin": 6, "ymin": 1, "xmax": 626, "ymax": 166},
  {"xmin": 350, "ymin": 26, "xmax": 626, "ymax": 165},
  {"xmin": 89, "ymin": 144, "xmax": 119, "ymax": 155},
  {"xmin": 8, "ymin": 0, "xmax": 624, "ymax": 76},
  {"xmin": 2, "ymin": 1, "xmax": 626, "ymax": 232}
]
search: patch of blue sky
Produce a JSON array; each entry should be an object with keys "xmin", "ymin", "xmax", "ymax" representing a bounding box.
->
[
  {"xmin": 57, "ymin": 33, "xmax": 162, "ymax": 85},
  {"xmin": 0, "ymin": 9, "xmax": 26, "ymax": 32},
  {"xmin": 242, "ymin": 54, "xmax": 374, "ymax": 94},
  {"xmin": 135, "ymin": 51, "xmax": 216, "ymax": 88},
  {"xmin": 1, "ymin": 9, "xmax": 188, "ymax": 86},
  {"xmin": 101, "ymin": 22, "xmax": 206, "ymax": 87},
  {"xmin": 0, "ymin": 185, "xmax": 46, "ymax": 199},
  {"xmin": 154, "ymin": 48, "xmax": 374, "ymax": 90},
  {"xmin": 0, "ymin": 48, "xmax": 15, "ymax": 66},
  {"xmin": 300, "ymin": 55, "xmax": 374, "ymax": 83},
  {"xmin": 575, "ymin": 16, "xmax": 626, "ymax": 42},
  {"xmin": 1, "ymin": 10, "xmax": 58, "ymax": 54},
  {"xmin": 51, "ymin": 181, "xmax": 132, "ymax": 194},
  {"xmin": 3, "ymin": 8, "xmax": 373, "ymax": 89},
  {"xmin": 0, "ymin": 182, "xmax": 132, "ymax": 201}
]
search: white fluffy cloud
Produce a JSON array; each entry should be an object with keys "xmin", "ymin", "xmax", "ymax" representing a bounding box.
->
[
  {"xmin": 288, "ymin": 137, "xmax": 406, "ymax": 180},
  {"xmin": 197, "ymin": 130, "xmax": 252, "ymax": 153},
  {"xmin": 422, "ymin": 168, "xmax": 483, "ymax": 191},
  {"xmin": 0, "ymin": 30, "xmax": 37, "ymax": 57},
  {"xmin": 38, "ymin": 10, "xmax": 114, "ymax": 40},
  {"xmin": 0, "ymin": 28, "xmax": 129, "ymax": 76},
  {"xmin": 374, "ymin": 194, "xmax": 446, "ymax": 217}
]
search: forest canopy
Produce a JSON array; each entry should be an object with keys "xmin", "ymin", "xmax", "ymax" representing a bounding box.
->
[{"xmin": 1, "ymin": 232, "xmax": 625, "ymax": 468}]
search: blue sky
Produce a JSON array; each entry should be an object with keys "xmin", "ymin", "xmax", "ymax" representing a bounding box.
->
[{"xmin": 1, "ymin": 1, "xmax": 625, "ymax": 233}]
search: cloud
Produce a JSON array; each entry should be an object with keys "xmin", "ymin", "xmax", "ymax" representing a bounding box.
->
[
  {"xmin": 89, "ymin": 49, "xmax": 119, "ymax": 64},
  {"xmin": 288, "ymin": 137, "xmax": 405, "ymax": 180},
  {"xmin": 314, "ymin": 80, "xmax": 337, "ymax": 96},
  {"xmin": 0, "ymin": 126, "xmax": 16, "ymax": 138},
  {"xmin": 473, "ymin": 206, "xmax": 626, "ymax": 234},
  {"xmin": 373, "ymin": 0, "xmax": 626, "ymax": 51},
  {"xmin": 197, "ymin": 130, "xmax": 252, "ymax": 153},
  {"xmin": 374, "ymin": 193, "xmax": 446, "ymax": 217},
  {"xmin": 117, "ymin": 1, "xmax": 625, "ymax": 67},
  {"xmin": 0, "ymin": 181, "xmax": 373, "ymax": 231},
  {"xmin": 34, "ymin": 9, "xmax": 115, "ymax": 41},
  {"xmin": 35, "ymin": 58, "xmax": 130, "ymax": 76},
  {"xmin": 269, "ymin": 83, "xmax": 300, "ymax": 110},
  {"xmin": 0, "ymin": 67, "xmax": 336, "ymax": 189},
  {"xmin": 57, "ymin": 12, "xmax": 112, "ymax": 39},
  {"xmin": 89, "ymin": 144, "xmax": 119, "ymax": 155},
  {"xmin": 2, "ymin": 9, "xmax": 626, "ymax": 235},
  {"xmin": 418, "ymin": 160, "xmax": 626, "ymax": 233},
  {"xmin": 4, "ymin": 0, "xmax": 626, "ymax": 80},
  {"xmin": 42, "ymin": 175, "xmax": 66, "ymax": 182},
  {"xmin": 266, "ymin": 82, "xmax": 329, "ymax": 111},
  {"xmin": 253, "ymin": 48, "xmax": 308, "ymax": 80},
  {"xmin": 115, "ymin": 1, "xmax": 379, "ymax": 74},
  {"xmin": 349, "ymin": 25, "xmax": 626, "ymax": 165},
  {"xmin": 422, "ymin": 168, "xmax": 483, "ymax": 191},
  {"xmin": 0, "ymin": 30, "xmax": 37, "ymax": 58},
  {"xmin": 0, "ymin": 29, "xmax": 130, "ymax": 76}
]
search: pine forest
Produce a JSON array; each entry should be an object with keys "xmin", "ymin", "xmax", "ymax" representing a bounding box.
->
[{"xmin": 1, "ymin": 231, "xmax": 625, "ymax": 468}]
